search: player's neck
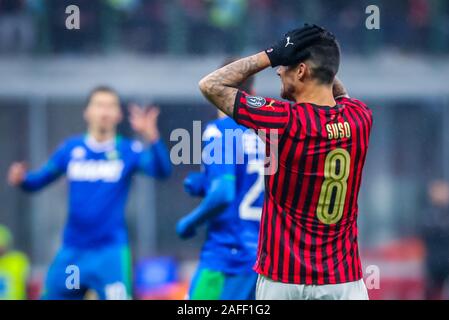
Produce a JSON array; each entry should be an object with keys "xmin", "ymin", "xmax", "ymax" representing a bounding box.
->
[
  {"xmin": 88, "ymin": 129, "xmax": 116, "ymax": 143},
  {"xmin": 294, "ymin": 84, "xmax": 336, "ymax": 107},
  {"xmin": 217, "ymin": 110, "xmax": 228, "ymax": 119}
]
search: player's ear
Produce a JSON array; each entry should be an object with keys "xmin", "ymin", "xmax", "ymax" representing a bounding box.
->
[
  {"xmin": 296, "ymin": 63, "xmax": 307, "ymax": 82},
  {"xmin": 117, "ymin": 108, "xmax": 123, "ymax": 123},
  {"xmin": 83, "ymin": 106, "xmax": 90, "ymax": 122}
]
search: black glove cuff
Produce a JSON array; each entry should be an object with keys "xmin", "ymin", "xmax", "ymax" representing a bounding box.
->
[{"xmin": 265, "ymin": 47, "xmax": 281, "ymax": 68}]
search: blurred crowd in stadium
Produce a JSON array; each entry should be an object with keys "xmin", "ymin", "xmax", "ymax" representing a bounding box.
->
[{"xmin": 0, "ymin": 0, "xmax": 448, "ymax": 55}]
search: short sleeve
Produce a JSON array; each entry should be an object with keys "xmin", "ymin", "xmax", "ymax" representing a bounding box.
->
[{"xmin": 233, "ymin": 90, "xmax": 291, "ymax": 135}]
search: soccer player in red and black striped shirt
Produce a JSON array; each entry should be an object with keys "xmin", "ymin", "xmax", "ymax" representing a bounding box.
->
[{"xmin": 199, "ymin": 25, "xmax": 373, "ymax": 300}]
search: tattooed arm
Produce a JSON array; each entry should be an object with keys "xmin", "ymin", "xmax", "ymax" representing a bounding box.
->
[
  {"xmin": 199, "ymin": 52, "xmax": 271, "ymax": 117},
  {"xmin": 333, "ymin": 77, "xmax": 349, "ymax": 99}
]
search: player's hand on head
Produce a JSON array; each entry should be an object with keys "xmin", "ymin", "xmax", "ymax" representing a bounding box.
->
[
  {"xmin": 265, "ymin": 23, "xmax": 325, "ymax": 67},
  {"xmin": 176, "ymin": 216, "xmax": 197, "ymax": 240},
  {"xmin": 7, "ymin": 162, "xmax": 27, "ymax": 187},
  {"xmin": 128, "ymin": 103, "xmax": 160, "ymax": 143}
]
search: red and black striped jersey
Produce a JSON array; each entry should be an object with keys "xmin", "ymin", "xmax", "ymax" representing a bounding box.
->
[{"xmin": 233, "ymin": 90, "xmax": 373, "ymax": 285}]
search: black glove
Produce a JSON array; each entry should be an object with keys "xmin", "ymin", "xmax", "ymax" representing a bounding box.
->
[{"xmin": 265, "ymin": 24, "xmax": 326, "ymax": 67}]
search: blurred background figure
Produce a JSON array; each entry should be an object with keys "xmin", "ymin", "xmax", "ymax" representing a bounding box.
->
[
  {"xmin": 421, "ymin": 180, "xmax": 449, "ymax": 300},
  {"xmin": 0, "ymin": 0, "xmax": 444, "ymax": 55},
  {"xmin": 134, "ymin": 257, "xmax": 188, "ymax": 299},
  {"xmin": 176, "ymin": 60, "xmax": 262, "ymax": 300},
  {"xmin": 0, "ymin": 225, "xmax": 30, "ymax": 300},
  {"xmin": 6, "ymin": 87, "xmax": 171, "ymax": 300},
  {"xmin": 0, "ymin": 0, "xmax": 34, "ymax": 54}
]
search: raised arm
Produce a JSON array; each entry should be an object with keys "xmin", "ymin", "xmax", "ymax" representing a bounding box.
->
[
  {"xmin": 136, "ymin": 140, "xmax": 172, "ymax": 179},
  {"xmin": 333, "ymin": 77, "xmax": 349, "ymax": 99},
  {"xmin": 128, "ymin": 104, "xmax": 171, "ymax": 179},
  {"xmin": 199, "ymin": 52, "xmax": 271, "ymax": 117},
  {"xmin": 199, "ymin": 25, "xmax": 326, "ymax": 116}
]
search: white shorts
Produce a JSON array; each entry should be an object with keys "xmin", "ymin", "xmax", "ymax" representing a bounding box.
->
[{"xmin": 256, "ymin": 275, "xmax": 369, "ymax": 300}]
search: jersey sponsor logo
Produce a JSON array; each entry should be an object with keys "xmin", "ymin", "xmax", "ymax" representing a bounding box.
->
[
  {"xmin": 67, "ymin": 159, "xmax": 124, "ymax": 182},
  {"xmin": 266, "ymin": 100, "xmax": 276, "ymax": 110},
  {"xmin": 246, "ymin": 96, "xmax": 267, "ymax": 109}
]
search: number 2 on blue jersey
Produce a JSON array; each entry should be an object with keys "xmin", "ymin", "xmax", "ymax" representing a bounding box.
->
[{"xmin": 239, "ymin": 160, "xmax": 264, "ymax": 221}]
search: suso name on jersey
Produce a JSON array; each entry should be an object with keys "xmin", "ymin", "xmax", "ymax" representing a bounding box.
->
[{"xmin": 326, "ymin": 121, "xmax": 351, "ymax": 140}]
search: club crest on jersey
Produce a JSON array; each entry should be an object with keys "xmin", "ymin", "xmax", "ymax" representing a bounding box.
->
[
  {"xmin": 246, "ymin": 96, "xmax": 267, "ymax": 109},
  {"xmin": 71, "ymin": 147, "xmax": 86, "ymax": 160},
  {"xmin": 131, "ymin": 141, "xmax": 143, "ymax": 153}
]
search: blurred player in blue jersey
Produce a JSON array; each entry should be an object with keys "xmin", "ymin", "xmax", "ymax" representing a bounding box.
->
[
  {"xmin": 7, "ymin": 86, "xmax": 171, "ymax": 300},
  {"xmin": 176, "ymin": 60, "xmax": 264, "ymax": 300}
]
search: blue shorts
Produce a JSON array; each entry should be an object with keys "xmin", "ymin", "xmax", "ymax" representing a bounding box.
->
[
  {"xmin": 42, "ymin": 244, "xmax": 131, "ymax": 300},
  {"xmin": 189, "ymin": 267, "xmax": 258, "ymax": 300}
]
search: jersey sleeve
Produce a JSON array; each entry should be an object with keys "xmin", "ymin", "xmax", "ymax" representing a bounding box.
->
[
  {"xmin": 337, "ymin": 96, "xmax": 373, "ymax": 125},
  {"xmin": 176, "ymin": 122, "xmax": 238, "ymax": 233},
  {"xmin": 135, "ymin": 139, "xmax": 172, "ymax": 179},
  {"xmin": 233, "ymin": 90, "xmax": 291, "ymax": 136},
  {"xmin": 21, "ymin": 141, "xmax": 69, "ymax": 192},
  {"xmin": 337, "ymin": 96, "xmax": 369, "ymax": 110}
]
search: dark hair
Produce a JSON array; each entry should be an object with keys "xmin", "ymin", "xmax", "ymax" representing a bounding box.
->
[
  {"xmin": 85, "ymin": 86, "xmax": 119, "ymax": 107},
  {"xmin": 299, "ymin": 31, "xmax": 340, "ymax": 85},
  {"xmin": 221, "ymin": 57, "xmax": 255, "ymax": 93}
]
